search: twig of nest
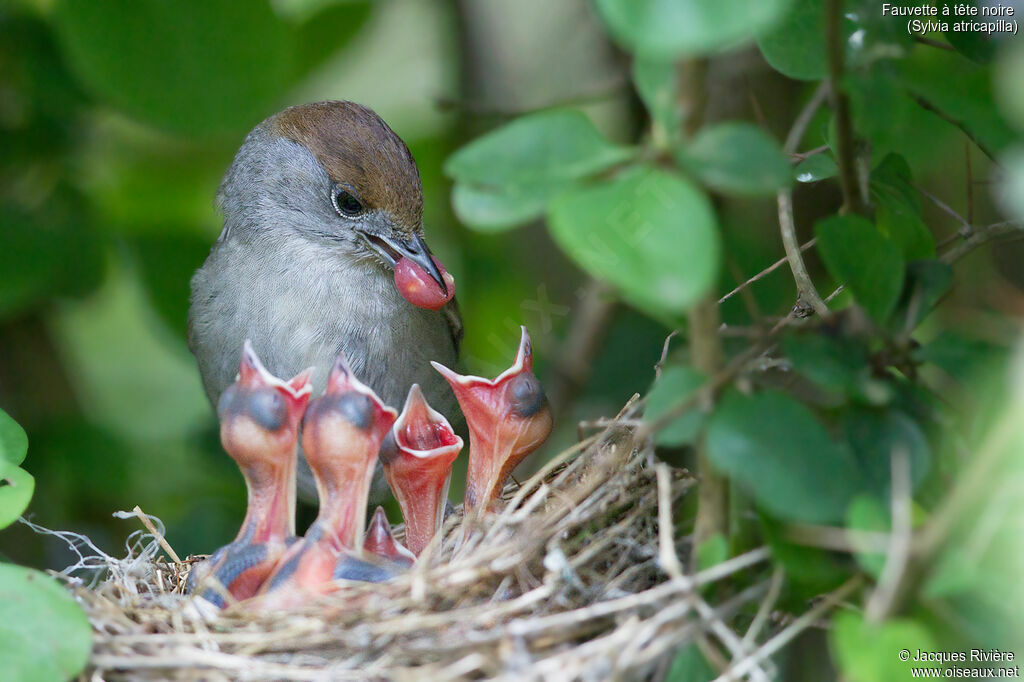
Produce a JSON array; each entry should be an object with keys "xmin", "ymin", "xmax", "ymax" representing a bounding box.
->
[{"xmin": 55, "ymin": 392, "xmax": 776, "ymax": 681}]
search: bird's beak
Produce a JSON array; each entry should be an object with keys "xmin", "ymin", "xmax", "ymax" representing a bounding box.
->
[
  {"xmin": 380, "ymin": 384, "xmax": 463, "ymax": 555},
  {"xmin": 363, "ymin": 506, "xmax": 415, "ymax": 566},
  {"xmin": 301, "ymin": 353, "xmax": 397, "ymax": 551},
  {"xmin": 431, "ymin": 327, "xmax": 553, "ymax": 514},
  {"xmin": 360, "ymin": 231, "xmax": 449, "ymax": 295}
]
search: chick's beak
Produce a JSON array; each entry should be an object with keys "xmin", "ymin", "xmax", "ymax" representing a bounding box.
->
[
  {"xmin": 432, "ymin": 327, "xmax": 553, "ymax": 514},
  {"xmin": 301, "ymin": 354, "xmax": 397, "ymax": 551},
  {"xmin": 364, "ymin": 506, "xmax": 415, "ymax": 566},
  {"xmin": 361, "ymin": 231, "xmax": 448, "ymax": 295},
  {"xmin": 381, "ymin": 384, "xmax": 462, "ymax": 555}
]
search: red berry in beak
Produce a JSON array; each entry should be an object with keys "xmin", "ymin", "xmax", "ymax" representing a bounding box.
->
[{"xmin": 394, "ymin": 255, "xmax": 455, "ymax": 310}]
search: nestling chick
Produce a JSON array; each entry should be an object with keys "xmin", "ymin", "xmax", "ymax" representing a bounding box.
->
[
  {"xmin": 380, "ymin": 384, "xmax": 463, "ymax": 556},
  {"xmin": 188, "ymin": 342, "xmax": 312, "ymax": 606},
  {"xmin": 261, "ymin": 354, "xmax": 401, "ymax": 601},
  {"xmin": 189, "ymin": 101, "xmax": 462, "ymax": 501},
  {"xmin": 433, "ymin": 327, "xmax": 552, "ymax": 514}
]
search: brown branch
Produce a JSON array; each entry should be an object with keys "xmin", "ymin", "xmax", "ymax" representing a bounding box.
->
[
  {"xmin": 778, "ymin": 83, "xmax": 832, "ymax": 318},
  {"xmin": 909, "ymin": 93, "xmax": 998, "ymax": 162},
  {"xmin": 940, "ymin": 221, "xmax": 1024, "ymax": 264},
  {"xmin": 913, "ymin": 35, "xmax": 956, "ymax": 51},
  {"xmin": 779, "ymin": 191, "xmax": 831, "ymax": 317},
  {"xmin": 718, "ymin": 238, "xmax": 817, "ymax": 306},
  {"xmin": 435, "ymin": 78, "xmax": 631, "ymax": 116},
  {"xmin": 712, "ymin": 576, "xmax": 864, "ymax": 682},
  {"xmin": 914, "ymin": 183, "xmax": 972, "ymax": 234},
  {"xmin": 688, "ymin": 294, "xmax": 730, "ymax": 564},
  {"xmin": 790, "ymin": 144, "xmax": 829, "ymax": 162},
  {"xmin": 546, "ymin": 279, "xmax": 617, "ymax": 418},
  {"xmin": 965, "ymin": 142, "xmax": 975, "ymax": 227},
  {"xmin": 826, "ymin": 0, "xmax": 866, "ymax": 215}
]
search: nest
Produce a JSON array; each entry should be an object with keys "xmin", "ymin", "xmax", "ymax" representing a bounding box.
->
[{"xmin": 56, "ymin": 396, "xmax": 775, "ymax": 681}]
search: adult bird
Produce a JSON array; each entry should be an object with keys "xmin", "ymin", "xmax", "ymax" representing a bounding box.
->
[{"xmin": 189, "ymin": 101, "xmax": 462, "ymax": 500}]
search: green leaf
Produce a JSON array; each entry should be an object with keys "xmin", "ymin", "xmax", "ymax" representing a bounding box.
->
[
  {"xmin": 696, "ymin": 533, "xmax": 728, "ymax": 571},
  {"xmin": 756, "ymin": 0, "xmax": 828, "ymax": 80},
  {"xmin": 0, "ymin": 462, "xmax": 34, "ymax": 529},
  {"xmin": 632, "ymin": 57, "xmax": 679, "ymax": 142},
  {"xmin": 595, "ymin": 0, "xmax": 793, "ymax": 59},
  {"xmin": 815, "ymin": 215, "xmax": 905, "ymax": 323},
  {"xmin": 758, "ymin": 0, "xmax": 912, "ymax": 80},
  {"xmin": 936, "ymin": 0, "xmax": 997, "ymax": 63},
  {"xmin": 53, "ymin": 0, "xmax": 294, "ymax": 136},
  {"xmin": 995, "ymin": 41, "xmax": 1024, "ymax": 129},
  {"xmin": 646, "ymin": 366, "xmax": 706, "ymax": 446},
  {"xmin": 874, "ymin": 198, "xmax": 933, "ymax": 262},
  {"xmin": 446, "ymin": 110, "xmax": 635, "ymax": 232},
  {"xmin": 707, "ymin": 390, "xmax": 861, "ymax": 523},
  {"xmin": 0, "ymin": 564, "xmax": 92, "ymax": 682},
  {"xmin": 831, "ymin": 611, "xmax": 936, "ymax": 682},
  {"xmin": 761, "ymin": 514, "xmax": 850, "ymax": 597},
  {"xmin": 843, "ymin": 0, "xmax": 914, "ymax": 69},
  {"xmin": 897, "ymin": 49, "xmax": 1016, "ymax": 157},
  {"xmin": 445, "ymin": 109, "xmax": 634, "ymax": 187},
  {"xmin": 842, "ymin": 409, "xmax": 931, "ymax": 501},
  {"xmin": 870, "ymin": 154, "xmax": 934, "ymax": 261},
  {"xmin": 450, "ymin": 182, "xmax": 555, "ymax": 233},
  {"xmin": 0, "ymin": 409, "xmax": 28, "ymax": 466},
  {"xmin": 678, "ymin": 122, "xmax": 792, "ymax": 196},
  {"xmin": 845, "ymin": 495, "xmax": 889, "ymax": 577},
  {"xmin": 783, "ymin": 332, "xmax": 870, "ymax": 397},
  {"xmin": 996, "ymin": 147, "xmax": 1024, "ymax": 222},
  {"xmin": 547, "ymin": 165, "xmax": 720, "ymax": 317},
  {"xmin": 925, "ymin": 548, "xmax": 981, "ymax": 599},
  {"xmin": 794, "ymin": 154, "xmax": 837, "ymax": 183},
  {"xmin": 914, "ymin": 332, "xmax": 1003, "ymax": 382},
  {"xmin": 131, "ymin": 232, "xmax": 215, "ymax": 339},
  {"xmin": 292, "ymin": 1, "xmax": 373, "ymax": 76},
  {"xmin": 895, "ymin": 260, "xmax": 952, "ymax": 330},
  {"xmin": 0, "ymin": 198, "xmax": 106, "ymax": 320},
  {"xmin": 666, "ymin": 643, "xmax": 715, "ymax": 682}
]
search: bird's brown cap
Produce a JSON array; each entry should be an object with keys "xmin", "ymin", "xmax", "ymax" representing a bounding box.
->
[{"xmin": 273, "ymin": 101, "xmax": 423, "ymax": 233}]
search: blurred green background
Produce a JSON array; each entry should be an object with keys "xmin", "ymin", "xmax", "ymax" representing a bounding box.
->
[{"xmin": 1, "ymin": 0, "xmax": 1021, "ymax": 574}]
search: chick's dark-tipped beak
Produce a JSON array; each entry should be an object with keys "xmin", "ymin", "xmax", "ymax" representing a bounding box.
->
[{"xmin": 361, "ymin": 231, "xmax": 448, "ymax": 295}]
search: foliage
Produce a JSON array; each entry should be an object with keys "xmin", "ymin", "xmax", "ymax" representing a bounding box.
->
[
  {"xmin": 0, "ymin": 410, "xmax": 91, "ymax": 679},
  {"xmin": 1, "ymin": 0, "xmax": 1022, "ymax": 678},
  {"xmin": 445, "ymin": 0, "xmax": 1024, "ymax": 678}
]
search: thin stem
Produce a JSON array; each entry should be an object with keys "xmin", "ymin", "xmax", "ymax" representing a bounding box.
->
[
  {"xmin": 940, "ymin": 221, "xmax": 1024, "ymax": 264},
  {"xmin": 546, "ymin": 278, "xmax": 617, "ymax": 418},
  {"xmin": 779, "ymin": 191, "xmax": 831, "ymax": 317},
  {"xmin": 826, "ymin": 0, "xmax": 866, "ymax": 215},
  {"xmin": 688, "ymin": 294, "xmax": 730, "ymax": 564},
  {"xmin": 718, "ymin": 238, "xmax": 816, "ymax": 306},
  {"xmin": 965, "ymin": 143, "xmax": 975, "ymax": 227},
  {"xmin": 914, "ymin": 183, "xmax": 972, "ymax": 233},
  {"xmin": 910, "ymin": 93, "xmax": 998, "ymax": 162},
  {"xmin": 913, "ymin": 35, "xmax": 955, "ymax": 51},
  {"xmin": 778, "ymin": 82, "xmax": 832, "ymax": 317},
  {"xmin": 865, "ymin": 449, "xmax": 913, "ymax": 622},
  {"xmin": 674, "ymin": 55, "xmax": 728, "ymax": 563},
  {"xmin": 711, "ymin": 577, "xmax": 864, "ymax": 682}
]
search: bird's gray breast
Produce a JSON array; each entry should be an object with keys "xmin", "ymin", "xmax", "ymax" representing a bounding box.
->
[{"xmin": 188, "ymin": 238, "xmax": 460, "ymax": 501}]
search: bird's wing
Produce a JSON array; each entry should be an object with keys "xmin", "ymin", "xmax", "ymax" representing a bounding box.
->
[{"xmin": 441, "ymin": 296, "xmax": 464, "ymax": 356}]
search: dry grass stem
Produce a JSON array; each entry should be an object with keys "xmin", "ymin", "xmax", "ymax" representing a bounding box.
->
[{"xmin": 28, "ymin": 400, "xmax": 825, "ymax": 680}]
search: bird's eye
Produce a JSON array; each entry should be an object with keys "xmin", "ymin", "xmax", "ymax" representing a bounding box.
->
[{"xmin": 332, "ymin": 188, "xmax": 365, "ymax": 218}]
